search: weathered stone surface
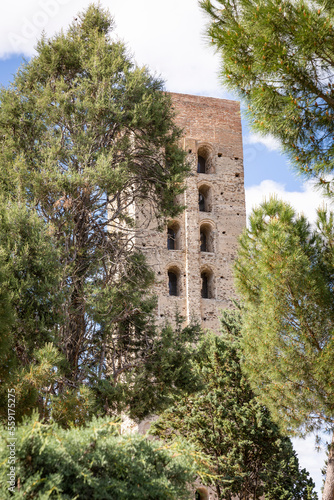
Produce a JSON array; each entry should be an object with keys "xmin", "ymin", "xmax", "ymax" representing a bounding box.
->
[{"xmin": 135, "ymin": 92, "xmax": 246, "ymax": 333}]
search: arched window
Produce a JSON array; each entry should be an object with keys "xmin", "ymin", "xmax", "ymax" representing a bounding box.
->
[
  {"xmin": 200, "ymin": 223, "xmax": 214, "ymax": 253},
  {"xmin": 167, "ymin": 228, "xmax": 175, "ymax": 250},
  {"xmin": 200, "ymin": 231, "xmax": 207, "ymax": 252},
  {"xmin": 195, "ymin": 489, "xmax": 208, "ymax": 500},
  {"xmin": 201, "ymin": 269, "xmax": 214, "ymax": 299},
  {"xmin": 199, "ymin": 192, "xmax": 205, "ymax": 212},
  {"xmin": 198, "ymin": 185, "xmax": 212, "ymax": 212},
  {"xmin": 197, "ymin": 145, "xmax": 214, "ymax": 174},
  {"xmin": 197, "ymin": 155, "xmax": 206, "ymax": 173},
  {"xmin": 201, "ymin": 272, "xmax": 209, "ymax": 298},
  {"xmin": 168, "ymin": 271, "xmax": 178, "ymax": 296},
  {"xmin": 168, "ymin": 266, "xmax": 182, "ymax": 296},
  {"xmin": 167, "ymin": 222, "xmax": 181, "ymax": 250}
]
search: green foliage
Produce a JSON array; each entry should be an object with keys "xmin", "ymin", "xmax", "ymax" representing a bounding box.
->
[
  {"xmin": 200, "ymin": 0, "xmax": 334, "ymax": 187},
  {"xmin": 152, "ymin": 309, "xmax": 317, "ymax": 500},
  {"xmin": 0, "ymin": 4, "xmax": 198, "ymax": 424},
  {"xmin": 234, "ymin": 198, "xmax": 334, "ymax": 436},
  {"xmin": 0, "ymin": 415, "xmax": 200, "ymax": 499},
  {"xmin": 95, "ymin": 316, "xmax": 203, "ymax": 421},
  {"xmin": 0, "ymin": 199, "xmax": 64, "ymax": 422},
  {"xmin": 0, "ymin": 200, "xmax": 62, "ymax": 351}
]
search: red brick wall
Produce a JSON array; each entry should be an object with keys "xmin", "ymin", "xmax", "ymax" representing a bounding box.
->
[{"xmin": 169, "ymin": 92, "xmax": 243, "ymax": 159}]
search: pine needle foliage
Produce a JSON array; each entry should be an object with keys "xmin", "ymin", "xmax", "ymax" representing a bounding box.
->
[
  {"xmin": 234, "ymin": 198, "xmax": 334, "ymax": 498},
  {"xmin": 94, "ymin": 314, "xmax": 203, "ymax": 421},
  {"xmin": 0, "ymin": 4, "xmax": 200, "ymax": 424},
  {"xmin": 0, "ymin": 198, "xmax": 63, "ymax": 422},
  {"xmin": 235, "ymin": 198, "xmax": 334, "ymax": 436},
  {"xmin": 200, "ymin": 0, "xmax": 334, "ymax": 190},
  {"xmin": 152, "ymin": 309, "xmax": 317, "ymax": 500},
  {"xmin": 0, "ymin": 415, "xmax": 201, "ymax": 500}
]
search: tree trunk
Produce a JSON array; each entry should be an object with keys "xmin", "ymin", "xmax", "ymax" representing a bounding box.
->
[{"xmin": 323, "ymin": 431, "xmax": 334, "ymax": 500}]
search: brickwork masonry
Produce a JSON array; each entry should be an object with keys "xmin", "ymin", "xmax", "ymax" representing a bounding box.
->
[{"xmin": 135, "ymin": 92, "xmax": 246, "ymax": 333}]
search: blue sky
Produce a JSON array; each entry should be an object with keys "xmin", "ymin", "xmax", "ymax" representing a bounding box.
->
[{"xmin": 0, "ymin": 0, "xmax": 330, "ymax": 495}]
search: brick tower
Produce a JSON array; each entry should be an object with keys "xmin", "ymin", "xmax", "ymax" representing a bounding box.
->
[{"xmin": 135, "ymin": 92, "xmax": 246, "ymax": 332}]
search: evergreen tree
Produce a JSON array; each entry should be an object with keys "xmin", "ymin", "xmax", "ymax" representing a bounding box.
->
[
  {"xmin": 234, "ymin": 198, "xmax": 334, "ymax": 499},
  {"xmin": 152, "ymin": 309, "xmax": 317, "ymax": 500},
  {"xmin": 200, "ymin": 0, "xmax": 334, "ymax": 190},
  {"xmin": 0, "ymin": 198, "xmax": 64, "ymax": 422},
  {"xmin": 200, "ymin": 3, "xmax": 334, "ymax": 496},
  {"xmin": 0, "ymin": 4, "xmax": 200, "ymax": 423},
  {"xmin": 0, "ymin": 415, "xmax": 206, "ymax": 499},
  {"xmin": 96, "ymin": 312, "xmax": 202, "ymax": 422}
]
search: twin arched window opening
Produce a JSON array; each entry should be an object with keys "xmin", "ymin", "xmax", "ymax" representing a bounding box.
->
[{"xmin": 167, "ymin": 268, "xmax": 214, "ymax": 299}]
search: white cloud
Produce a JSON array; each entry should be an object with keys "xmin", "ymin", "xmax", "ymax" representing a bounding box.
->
[
  {"xmin": 245, "ymin": 179, "xmax": 332, "ymax": 225},
  {"xmin": 1, "ymin": 4, "xmax": 329, "ymax": 496},
  {"xmin": 292, "ymin": 434, "xmax": 328, "ymax": 495},
  {"xmin": 0, "ymin": 0, "xmax": 228, "ymax": 97},
  {"xmin": 244, "ymin": 132, "xmax": 281, "ymax": 152}
]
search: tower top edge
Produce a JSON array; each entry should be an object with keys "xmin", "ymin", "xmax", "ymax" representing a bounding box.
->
[{"xmin": 167, "ymin": 91, "xmax": 241, "ymax": 108}]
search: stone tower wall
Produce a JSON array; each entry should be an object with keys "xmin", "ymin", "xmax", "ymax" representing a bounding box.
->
[{"xmin": 135, "ymin": 93, "xmax": 246, "ymax": 333}]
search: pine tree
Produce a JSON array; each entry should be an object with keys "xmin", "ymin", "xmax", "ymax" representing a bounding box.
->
[
  {"xmin": 0, "ymin": 4, "xmax": 199, "ymax": 423},
  {"xmin": 152, "ymin": 309, "xmax": 317, "ymax": 500},
  {"xmin": 200, "ymin": 0, "xmax": 334, "ymax": 190},
  {"xmin": 234, "ymin": 198, "xmax": 334, "ymax": 499},
  {"xmin": 200, "ymin": 3, "xmax": 334, "ymax": 496},
  {"xmin": 0, "ymin": 198, "xmax": 64, "ymax": 422}
]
